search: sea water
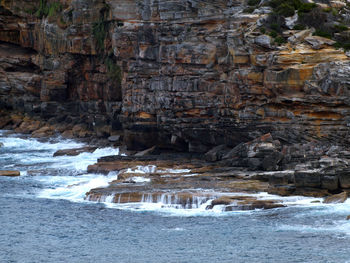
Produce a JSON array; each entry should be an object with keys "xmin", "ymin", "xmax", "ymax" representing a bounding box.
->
[{"xmin": 1, "ymin": 130, "xmax": 350, "ymax": 263}]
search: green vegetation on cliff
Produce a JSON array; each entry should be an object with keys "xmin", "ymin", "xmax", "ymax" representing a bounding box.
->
[
  {"xmin": 92, "ymin": 20, "xmax": 108, "ymax": 52},
  {"xmin": 268, "ymin": 0, "xmax": 316, "ymax": 16},
  {"xmin": 246, "ymin": 0, "xmax": 350, "ymax": 50},
  {"xmin": 105, "ymin": 56, "xmax": 122, "ymax": 85},
  {"xmin": 35, "ymin": 0, "xmax": 62, "ymax": 18}
]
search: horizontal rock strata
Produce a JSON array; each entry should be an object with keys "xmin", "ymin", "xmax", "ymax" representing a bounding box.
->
[
  {"xmin": 2, "ymin": 0, "xmax": 350, "ymax": 205},
  {"xmin": 2, "ymin": 0, "xmax": 350, "ymax": 152}
]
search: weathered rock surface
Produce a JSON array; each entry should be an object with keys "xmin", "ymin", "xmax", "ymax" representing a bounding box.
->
[
  {"xmin": 0, "ymin": 170, "xmax": 20, "ymax": 176},
  {"xmin": 84, "ymin": 156, "xmax": 286, "ymax": 211},
  {"xmin": 53, "ymin": 147, "xmax": 97, "ymax": 157},
  {"xmin": 3, "ymin": 0, "xmax": 350, "ymax": 204},
  {"xmin": 2, "ymin": 0, "xmax": 350, "ymax": 153},
  {"xmin": 323, "ymin": 192, "xmax": 348, "ymax": 204}
]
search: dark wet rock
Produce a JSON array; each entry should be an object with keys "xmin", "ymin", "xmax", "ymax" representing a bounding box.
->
[
  {"xmin": 225, "ymin": 200, "xmax": 285, "ymax": 211},
  {"xmin": 262, "ymin": 151, "xmax": 284, "ymax": 171},
  {"xmin": 323, "ymin": 192, "xmax": 348, "ymax": 204},
  {"xmin": 268, "ymin": 172, "xmax": 292, "ymax": 186},
  {"xmin": 108, "ymin": 135, "xmax": 121, "ymax": 143},
  {"xmin": 338, "ymin": 170, "xmax": 350, "ymax": 188},
  {"xmin": 211, "ymin": 197, "xmax": 235, "ymax": 206},
  {"xmin": 294, "ymin": 171, "xmax": 321, "ymax": 188},
  {"xmin": 221, "ymin": 134, "xmax": 284, "ymax": 171},
  {"xmin": 53, "ymin": 147, "xmax": 97, "ymax": 157},
  {"xmin": 0, "ymin": 170, "xmax": 20, "ymax": 176},
  {"xmin": 205, "ymin": 144, "xmax": 229, "ymax": 162},
  {"xmin": 268, "ymin": 185, "xmax": 296, "ymax": 196},
  {"xmin": 321, "ymin": 175, "xmax": 339, "ymax": 191}
]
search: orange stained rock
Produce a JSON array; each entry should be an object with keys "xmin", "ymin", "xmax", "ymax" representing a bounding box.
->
[
  {"xmin": 256, "ymin": 108, "xmax": 265, "ymax": 118},
  {"xmin": 263, "ymin": 117, "xmax": 291, "ymax": 123},
  {"xmin": 184, "ymin": 108, "xmax": 201, "ymax": 117},
  {"xmin": 307, "ymin": 111, "xmax": 343, "ymax": 120},
  {"xmin": 314, "ymin": 119, "xmax": 323, "ymax": 138},
  {"xmin": 137, "ymin": 112, "xmax": 154, "ymax": 119},
  {"xmin": 247, "ymin": 72, "xmax": 264, "ymax": 83},
  {"xmin": 234, "ymin": 55, "xmax": 250, "ymax": 64},
  {"xmin": 277, "ymin": 48, "xmax": 348, "ymax": 66}
]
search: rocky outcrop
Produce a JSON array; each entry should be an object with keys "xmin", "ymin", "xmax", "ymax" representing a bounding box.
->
[
  {"xmin": 84, "ymin": 153, "xmax": 292, "ymax": 211},
  {"xmin": 2, "ymin": 0, "xmax": 350, "ymax": 153},
  {"xmin": 53, "ymin": 146, "xmax": 97, "ymax": 156},
  {"xmin": 0, "ymin": 170, "xmax": 20, "ymax": 176},
  {"xmin": 3, "ymin": 0, "xmax": 350, "ymax": 204},
  {"xmin": 323, "ymin": 191, "xmax": 348, "ymax": 204}
]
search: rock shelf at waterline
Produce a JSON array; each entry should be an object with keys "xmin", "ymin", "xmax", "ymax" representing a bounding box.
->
[
  {"xmin": 0, "ymin": 170, "xmax": 20, "ymax": 177},
  {"xmin": 1, "ymin": 130, "xmax": 350, "ymax": 213},
  {"xmin": 83, "ymin": 149, "xmax": 350, "ymax": 211}
]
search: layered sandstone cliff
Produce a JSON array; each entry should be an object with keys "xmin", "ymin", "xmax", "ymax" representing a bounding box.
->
[{"xmin": 2, "ymin": 0, "xmax": 350, "ymax": 153}]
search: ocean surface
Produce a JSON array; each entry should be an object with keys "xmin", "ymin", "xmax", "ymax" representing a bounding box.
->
[{"xmin": 1, "ymin": 130, "xmax": 350, "ymax": 263}]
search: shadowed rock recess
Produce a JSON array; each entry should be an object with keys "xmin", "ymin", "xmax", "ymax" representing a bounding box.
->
[{"xmin": 3, "ymin": 0, "xmax": 350, "ymax": 206}]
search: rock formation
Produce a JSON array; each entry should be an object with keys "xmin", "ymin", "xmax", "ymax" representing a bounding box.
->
[{"xmin": 2, "ymin": 0, "xmax": 350, "ymax": 153}]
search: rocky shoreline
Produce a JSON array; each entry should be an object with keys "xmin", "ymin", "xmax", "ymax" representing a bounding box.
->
[
  {"xmin": 3, "ymin": 0, "xmax": 350, "ymax": 211},
  {"xmin": 2, "ymin": 108, "xmax": 350, "ymax": 211},
  {"xmin": 2, "ymin": 109, "xmax": 350, "ymax": 210}
]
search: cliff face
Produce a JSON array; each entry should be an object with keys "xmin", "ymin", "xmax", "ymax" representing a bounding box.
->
[{"xmin": 2, "ymin": 0, "xmax": 350, "ymax": 151}]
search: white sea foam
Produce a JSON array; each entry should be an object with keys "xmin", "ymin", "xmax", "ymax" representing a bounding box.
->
[
  {"xmin": 50, "ymin": 147, "xmax": 120, "ymax": 171},
  {"xmin": 130, "ymin": 176, "xmax": 151, "ymax": 183},
  {"xmin": 103, "ymin": 200, "xmax": 231, "ymax": 217},
  {"xmin": 4, "ymin": 132, "xmax": 350, "ymax": 219},
  {"xmin": 124, "ymin": 165, "xmax": 156, "ymax": 174},
  {"xmin": 0, "ymin": 136, "xmax": 83, "ymax": 151},
  {"xmin": 279, "ymin": 220, "xmax": 350, "ymax": 236},
  {"xmin": 38, "ymin": 173, "xmax": 119, "ymax": 202}
]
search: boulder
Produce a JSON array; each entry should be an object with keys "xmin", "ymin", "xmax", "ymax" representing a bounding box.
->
[
  {"xmin": 247, "ymin": 158, "xmax": 262, "ymax": 170},
  {"xmin": 61, "ymin": 130, "xmax": 74, "ymax": 139},
  {"xmin": 0, "ymin": 142, "xmax": 3, "ymax": 147},
  {"xmin": 205, "ymin": 144, "xmax": 229, "ymax": 162},
  {"xmin": 330, "ymin": 0, "xmax": 346, "ymax": 8},
  {"xmin": 262, "ymin": 151, "xmax": 283, "ymax": 171},
  {"xmin": 304, "ymin": 36, "xmax": 336, "ymax": 50},
  {"xmin": 323, "ymin": 192, "xmax": 348, "ymax": 204},
  {"xmin": 108, "ymin": 135, "xmax": 121, "ymax": 143},
  {"xmin": 211, "ymin": 197, "xmax": 235, "ymax": 206},
  {"xmin": 225, "ymin": 200, "xmax": 285, "ymax": 211},
  {"xmin": 0, "ymin": 170, "xmax": 20, "ymax": 176},
  {"xmin": 222, "ymin": 142, "xmax": 246, "ymax": 159},
  {"xmin": 53, "ymin": 147, "xmax": 97, "ymax": 157},
  {"xmin": 285, "ymin": 13, "xmax": 298, "ymax": 29},
  {"xmin": 222, "ymin": 134, "xmax": 283, "ymax": 171},
  {"xmin": 0, "ymin": 116, "xmax": 11, "ymax": 129},
  {"xmin": 287, "ymin": 29, "xmax": 314, "ymax": 44},
  {"xmin": 255, "ymin": 35, "xmax": 273, "ymax": 49},
  {"xmin": 31, "ymin": 125, "xmax": 54, "ymax": 138}
]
